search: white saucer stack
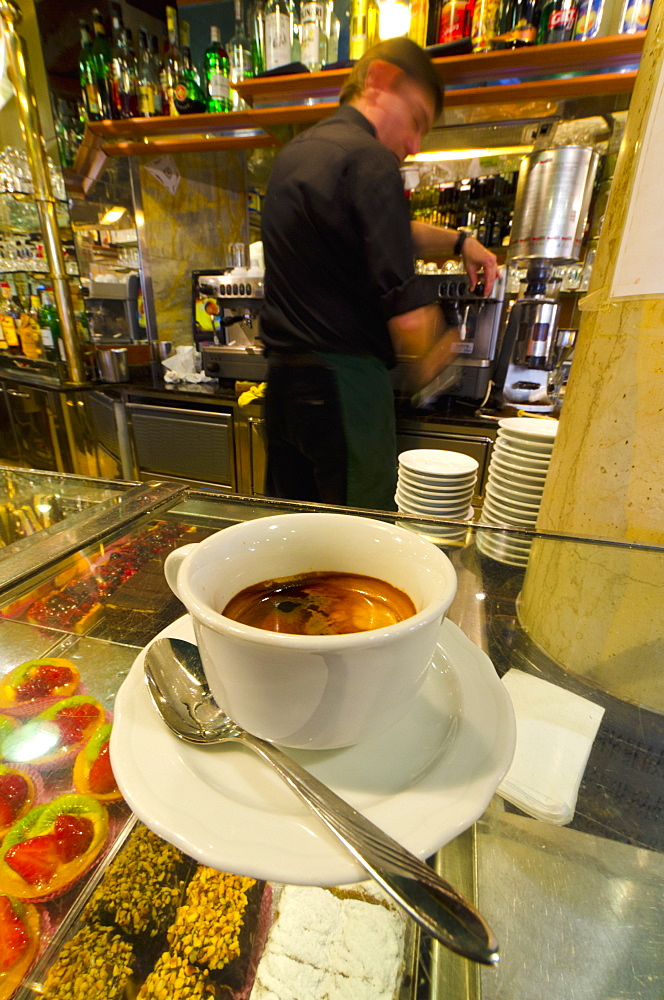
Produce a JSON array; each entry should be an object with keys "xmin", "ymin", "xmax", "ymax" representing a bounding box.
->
[
  {"xmin": 396, "ymin": 449, "xmax": 478, "ymax": 542},
  {"xmin": 477, "ymin": 417, "xmax": 558, "ymax": 566}
]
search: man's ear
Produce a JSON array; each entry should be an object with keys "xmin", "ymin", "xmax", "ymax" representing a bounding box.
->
[{"xmin": 364, "ymin": 59, "xmax": 404, "ymax": 97}]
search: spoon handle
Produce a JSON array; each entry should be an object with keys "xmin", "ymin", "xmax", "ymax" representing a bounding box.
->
[{"xmin": 236, "ymin": 730, "xmax": 499, "ymax": 966}]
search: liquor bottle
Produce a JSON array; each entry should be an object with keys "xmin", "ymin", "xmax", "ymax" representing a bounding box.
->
[
  {"xmin": 137, "ymin": 28, "xmax": 159, "ymax": 117},
  {"xmin": 438, "ymin": 0, "xmax": 474, "ymax": 41},
  {"xmin": 326, "ymin": 0, "xmax": 340, "ymax": 62},
  {"xmin": 350, "ymin": 0, "xmax": 379, "ymax": 55},
  {"xmin": 91, "ymin": 9, "xmax": 113, "ymax": 119},
  {"xmin": 251, "ymin": 0, "xmax": 266, "ymax": 74},
  {"xmin": 264, "ymin": 0, "xmax": 295, "ymax": 70},
  {"xmin": 301, "ymin": 0, "xmax": 327, "ymax": 70},
  {"xmin": 408, "ymin": 0, "xmax": 430, "ymax": 46},
  {"xmin": 619, "ymin": 0, "xmax": 652, "ymax": 31},
  {"xmin": 177, "ymin": 45, "xmax": 208, "ymax": 113},
  {"xmin": 493, "ymin": 0, "xmax": 542, "ymax": 46},
  {"xmin": 79, "ymin": 21, "xmax": 101, "ymax": 121},
  {"xmin": 163, "ymin": 6, "xmax": 184, "ymax": 116},
  {"xmin": 109, "ymin": 5, "xmax": 138, "ymax": 118},
  {"xmin": 38, "ymin": 290, "xmax": 65, "ymax": 364},
  {"xmin": 204, "ymin": 27, "xmax": 231, "ymax": 112},
  {"xmin": 537, "ymin": 0, "xmax": 578, "ymax": 41},
  {"xmin": 149, "ymin": 35, "xmax": 165, "ymax": 114},
  {"xmin": 228, "ymin": 0, "xmax": 254, "ymax": 108}
]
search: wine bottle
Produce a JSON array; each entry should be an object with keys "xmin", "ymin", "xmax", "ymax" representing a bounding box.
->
[
  {"xmin": 204, "ymin": 26, "xmax": 231, "ymax": 112},
  {"xmin": 408, "ymin": 0, "xmax": 430, "ymax": 46},
  {"xmin": 251, "ymin": 0, "xmax": 266, "ymax": 74},
  {"xmin": 79, "ymin": 21, "xmax": 102, "ymax": 121},
  {"xmin": 38, "ymin": 290, "xmax": 65, "ymax": 364},
  {"xmin": 228, "ymin": 0, "xmax": 254, "ymax": 108},
  {"xmin": 163, "ymin": 6, "xmax": 184, "ymax": 116},
  {"xmin": 91, "ymin": 9, "xmax": 113, "ymax": 119},
  {"xmin": 264, "ymin": 0, "xmax": 295, "ymax": 70}
]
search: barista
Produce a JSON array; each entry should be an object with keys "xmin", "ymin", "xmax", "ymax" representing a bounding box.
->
[{"xmin": 260, "ymin": 37, "xmax": 498, "ymax": 511}]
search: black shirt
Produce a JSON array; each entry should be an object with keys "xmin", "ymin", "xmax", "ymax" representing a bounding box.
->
[{"xmin": 260, "ymin": 104, "xmax": 435, "ymax": 368}]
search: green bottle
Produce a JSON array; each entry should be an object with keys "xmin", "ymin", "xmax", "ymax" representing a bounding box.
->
[
  {"xmin": 38, "ymin": 290, "xmax": 65, "ymax": 364},
  {"xmin": 204, "ymin": 26, "xmax": 231, "ymax": 112},
  {"xmin": 175, "ymin": 45, "xmax": 207, "ymax": 113},
  {"xmin": 91, "ymin": 9, "xmax": 113, "ymax": 119}
]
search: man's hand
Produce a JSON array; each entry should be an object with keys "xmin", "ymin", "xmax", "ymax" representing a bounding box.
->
[
  {"xmin": 461, "ymin": 236, "xmax": 499, "ymax": 296},
  {"xmin": 410, "ymin": 221, "xmax": 500, "ymax": 297}
]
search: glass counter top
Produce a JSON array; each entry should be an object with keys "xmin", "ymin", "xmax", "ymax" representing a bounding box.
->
[{"xmin": 0, "ymin": 476, "xmax": 661, "ymax": 1000}]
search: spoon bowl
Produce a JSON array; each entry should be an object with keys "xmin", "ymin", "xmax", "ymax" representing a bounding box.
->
[{"xmin": 144, "ymin": 635, "xmax": 499, "ymax": 966}]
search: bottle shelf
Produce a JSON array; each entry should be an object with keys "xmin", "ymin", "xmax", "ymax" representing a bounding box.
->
[{"xmin": 67, "ymin": 34, "xmax": 644, "ymax": 194}]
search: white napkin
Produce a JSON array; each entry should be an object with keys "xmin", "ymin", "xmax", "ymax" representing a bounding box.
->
[{"xmin": 498, "ymin": 669, "xmax": 605, "ymax": 825}]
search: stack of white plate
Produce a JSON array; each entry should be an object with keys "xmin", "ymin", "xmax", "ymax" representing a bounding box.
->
[
  {"xmin": 396, "ymin": 449, "xmax": 478, "ymax": 543},
  {"xmin": 477, "ymin": 417, "xmax": 558, "ymax": 566}
]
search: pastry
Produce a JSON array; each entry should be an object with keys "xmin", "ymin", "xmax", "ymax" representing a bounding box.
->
[
  {"xmin": 0, "ymin": 793, "xmax": 109, "ymax": 901},
  {"xmin": 2, "ymin": 695, "xmax": 106, "ymax": 769},
  {"xmin": 40, "ymin": 923, "xmax": 135, "ymax": 1000},
  {"xmin": 0, "ymin": 659, "xmax": 80, "ymax": 716},
  {"xmin": 73, "ymin": 723, "xmax": 122, "ymax": 802},
  {"xmin": 0, "ymin": 894, "xmax": 40, "ymax": 1000}
]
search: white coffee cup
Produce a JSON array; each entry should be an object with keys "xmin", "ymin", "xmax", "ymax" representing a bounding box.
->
[{"xmin": 164, "ymin": 512, "xmax": 457, "ymax": 749}]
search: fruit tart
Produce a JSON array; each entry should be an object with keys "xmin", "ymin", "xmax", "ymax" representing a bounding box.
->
[
  {"xmin": 73, "ymin": 724, "xmax": 122, "ymax": 803},
  {"xmin": 1, "ymin": 696, "xmax": 106, "ymax": 769},
  {"xmin": 0, "ymin": 714, "xmax": 18, "ymax": 748},
  {"xmin": 0, "ymin": 767, "xmax": 40, "ymax": 836},
  {"xmin": 0, "ymin": 659, "xmax": 80, "ymax": 716},
  {"xmin": 0, "ymin": 793, "xmax": 109, "ymax": 901},
  {"xmin": 0, "ymin": 894, "xmax": 40, "ymax": 1000}
]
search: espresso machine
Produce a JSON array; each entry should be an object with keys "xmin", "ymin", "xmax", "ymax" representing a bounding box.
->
[
  {"xmin": 489, "ymin": 145, "xmax": 600, "ymax": 412},
  {"xmin": 193, "ymin": 266, "xmax": 268, "ymax": 380},
  {"xmin": 404, "ymin": 268, "xmax": 506, "ymax": 407}
]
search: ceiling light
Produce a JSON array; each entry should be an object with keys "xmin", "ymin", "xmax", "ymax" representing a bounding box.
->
[{"xmin": 407, "ymin": 145, "xmax": 534, "ymax": 162}]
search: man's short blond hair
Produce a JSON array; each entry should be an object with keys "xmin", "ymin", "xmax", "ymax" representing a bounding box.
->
[{"xmin": 339, "ymin": 37, "xmax": 444, "ymax": 121}]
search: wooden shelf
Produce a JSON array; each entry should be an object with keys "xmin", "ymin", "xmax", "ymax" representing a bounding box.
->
[{"xmin": 67, "ymin": 34, "xmax": 644, "ymax": 193}]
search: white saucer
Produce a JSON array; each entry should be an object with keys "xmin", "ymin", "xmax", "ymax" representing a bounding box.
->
[
  {"xmin": 498, "ymin": 417, "xmax": 558, "ymax": 440},
  {"xmin": 111, "ymin": 615, "xmax": 515, "ymax": 887}
]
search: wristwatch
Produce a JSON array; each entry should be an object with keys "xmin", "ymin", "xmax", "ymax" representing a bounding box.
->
[{"xmin": 454, "ymin": 230, "xmax": 468, "ymax": 256}]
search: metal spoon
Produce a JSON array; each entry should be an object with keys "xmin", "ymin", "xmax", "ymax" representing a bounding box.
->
[{"xmin": 144, "ymin": 636, "xmax": 499, "ymax": 966}]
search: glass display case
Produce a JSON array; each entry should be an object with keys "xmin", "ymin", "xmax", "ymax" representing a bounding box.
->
[{"xmin": 0, "ymin": 472, "xmax": 662, "ymax": 1000}]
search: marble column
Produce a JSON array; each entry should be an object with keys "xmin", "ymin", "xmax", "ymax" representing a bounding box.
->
[{"xmin": 518, "ymin": 0, "xmax": 664, "ymax": 710}]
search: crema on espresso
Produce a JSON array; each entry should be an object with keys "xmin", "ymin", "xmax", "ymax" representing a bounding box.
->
[{"xmin": 222, "ymin": 571, "xmax": 416, "ymax": 636}]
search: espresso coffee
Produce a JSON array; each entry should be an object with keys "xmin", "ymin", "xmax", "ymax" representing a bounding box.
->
[{"xmin": 222, "ymin": 571, "xmax": 416, "ymax": 636}]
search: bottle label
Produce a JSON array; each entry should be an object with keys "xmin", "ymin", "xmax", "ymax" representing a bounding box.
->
[
  {"xmin": 265, "ymin": 11, "xmax": 292, "ymax": 69},
  {"xmin": 85, "ymin": 82, "xmax": 102, "ymax": 117},
  {"xmin": 138, "ymin": 84, "xmax": 156, "ymax": 116},
  {"xmin": 573, "ymin": 0, "xmax": 603, "ymax": 37},
  {"xmin": 301, "ymin": 2, "xmax": 324, "ymax": 67},
  {"xmin": 209, "ymin": 71, "xmax": 230, "ymax": 100},
  {"xmin": 40, "ymin": 326, "xmax": 54, "ymax": 348},
  {"xmin": 1, "ymin": 316, "xmax": 18, "ymax": 346},
  {"xmin": 438, "ymin": 0, "xmax": 473, "ymax": 42},
  {"xmin": 620, "ymin": 0, "xmax": 652, "ymax": 31}
]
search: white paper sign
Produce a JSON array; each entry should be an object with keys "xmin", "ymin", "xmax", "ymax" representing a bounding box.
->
[
  {"xmin": 611, "ymin": 57, "xmax": 664, "ymax": 299},
  {"xmin": 144, "ymin": 155, "xmax": 181, "ymax": 196}
]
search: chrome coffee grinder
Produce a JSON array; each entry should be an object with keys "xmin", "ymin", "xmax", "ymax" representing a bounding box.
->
[{"xmin": 490, "ymin": 146, "xmax": 599, "ymax": 412}]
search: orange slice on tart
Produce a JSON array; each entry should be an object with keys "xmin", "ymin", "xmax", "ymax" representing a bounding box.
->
[
  {"xmin": 0, "ymin": 793, "xmax": 109, "ymax": 901},
  {"xmin": 73, "ymin": 724, "xmax": 122, "ymax": 803}
]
